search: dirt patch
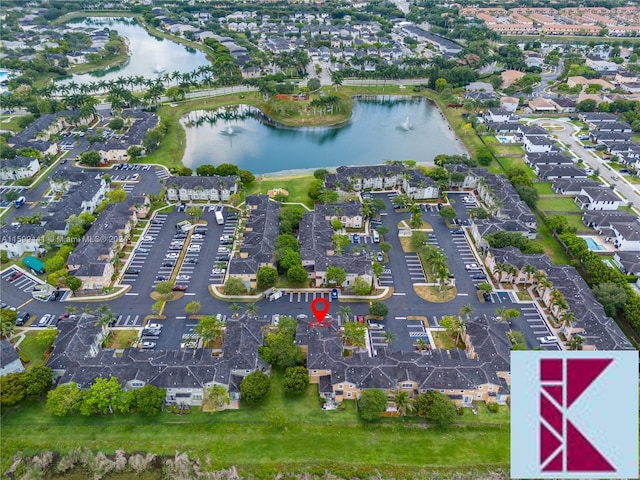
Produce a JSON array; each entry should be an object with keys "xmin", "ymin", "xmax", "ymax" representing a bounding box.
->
[{"xmin": 413, "ymin": 285, "xmax": 457, "ymax": 303}]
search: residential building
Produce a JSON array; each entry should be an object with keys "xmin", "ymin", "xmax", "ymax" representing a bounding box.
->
[
  {"xmin": 535, "ymin": 164, "xmax": 587, "ymax": 180},
  {"xmin": 607, "ymin": 222, "xmax": 640, "ymax": 250},
  {"xmin": 228, "ymin": 195, "xmax": 280, "ymax": 290},
  {"xmin": 0, "ymin": 156, "xmax": 40, "ymax": 180},
  {"xmin": 501, "ymin": 70, "xmax": 525, "ymax": 87},
  {"xmin": 574, "ymin": 186, "xmax": 621, "ymax": 211},
  {"xmin": 165, "ymin": 176, "xmax": 240, "ymax": 202},
  {"xmin": 315, "ymin": 202, "xmax": 363, "ymax": 229},
  {"xmin": 613, "ymin": 251, "xmax": 640, "ymax": 275},
  {"xmin": 0, "ymin": 340, "xmax": 24, "ymax": 377}
]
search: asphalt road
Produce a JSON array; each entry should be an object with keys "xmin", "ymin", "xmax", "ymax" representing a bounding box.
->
[
  {"xmin": 3, "ymin": 189, "xmax": 557, "ymax": 351},
  {"xmin": 529, "ymin": 117, "xmax": 640, "ymax": 209}
]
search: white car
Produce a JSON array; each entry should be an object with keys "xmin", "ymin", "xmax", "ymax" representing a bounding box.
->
[
  {"xmin": 147, "ymin": 323, "xmax": 163, "ymax": 330},
  {"xmin": 465, "ymin": 263, "xmax": 480, "ymax": 270},
  {"xmin": 192, "ymin": 234, "xmax": 204, "ymax": 239},
  {"xmin": 212, "ymin": 268, "xmax": 226, "ymax": 275},
  {"xmin": 177, "ymin": 275, "xmax": 191, "ymax": 281},
  {"xmin": 188, "ymin": 246, "xmax": 201, "ymax": 252},
  {"xmin": 141, "ymin": 341, "xmax": 156, "ymax": 349},
  {"xmin": 538, "ymin": 335, "xmax": 558, "ymax": 344},
  {"xmin": 368, "ymin": 322, "xmax": 383, "ymax": 330},
  {"xmin": 143, "ymin": 235, "xmax": 153, "ymax": 241},
  {"xmin": 166, "ymin": 253, "xmax": 179, "ymax": 259}
]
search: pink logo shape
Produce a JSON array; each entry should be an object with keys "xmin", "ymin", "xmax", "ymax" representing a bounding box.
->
[{"xmin": 539, "ymin": 358, "xmax": 615, "ymax": 473}]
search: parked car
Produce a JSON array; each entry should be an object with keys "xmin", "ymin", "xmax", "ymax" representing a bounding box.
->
[
  {"xmin": 136, "ymin": 248, "xmax": 150, "ymax": 253},
  {"xmin": 38, "ymin": 314, "xmax": 53, "ymax": 326},
  {"xmin": 451, "ymin": 229, "xmax": 464, "ymax": 235},
  {"xmin": 355, "ymin": 315, "xmax": 365, "ymax": 323},
  {"xmin": 173, "ymin": 285, "xmax": 188, "ymax": 291},
  {"xmin": 143, "ymin": 235, "xmax": 153, "ymax": 241},
  {"xmin": 187, "ymin": 246, "xmax": 200, "ymax": 252},
  {"xmin": 162, "ymin": 261, "xmax": 175, "ymax": 267},
  {"xmin": 0, "ymin": 302, "xmax": 6, "ymax": 309},
  {"xmin": 176, "ymin": 275, "xmax": 191, "ymax": 281},
  {"xmin": 184, "ymin": 258, "xmax": 199, "ymax": 264},
  {"xmin": 140, "ymin": 341, "xmax": 156, "ymax": 349},
  {"xmin": 368, "ymin": 322, "xmax": 383, "ymax": 330},
  {"xmin": 296, "ymin": 314, "xmax": 308, "ymax": 320},
  {"xmin": 141, "ymin": 328, "xmax": 160, "ymax": 337},
  {"xmin": 331, "ymin": 288, "xmax": 339, "ymax": 299},
  {"xmin": 15, "ymin": 312, "xmax": 30, "ymax": 326},
  {"xmin": 192, "ymin": 234, "xmax": 204, "ymax": 240},
  {"xmin": 482, "ymin": 292, "xmax": 492, "ymax": 302},
  {"xmin": 8, "ymin": 272, "xmax": 23, "ymax": 281},
  {"xmin": 126, "ymin": 268, "xmax": 140, "ymax": 275},
  {"xmin": 156, "ymin": 275, "xmax": 168, "ymax": 281},
  {"xmin": 178, "ymin": 204, "xmax": 187, "ymax": 212},
  {"xmin": 352, "ymin": 234, "xmax": 360, "ymax": 243},
  {"xmin": 216, "ymin": 254, "xmax": 230, "ymax": 262},
  {"xmin": 471, "ymin": 273, "xmax": 487, "ymax": 280},
  {"xmin": 376, "ymin": 252, "xmax": 384, "ymax": 262},
  {"xmin": 465, "ymin": 264, "xmax": 480, "ymax": 270},
  {"xmin": 226, "ymin": 212, "xmax": 238, "ymax": 220},
  {"xmin": 58, "ymin": 312, "xmax": 70, "ymax": 322},
  {"xmin": 151, "ymin": 219, "xmax": 162, "ymax": 224},
  {"xmin": 538, "ymin": 335, "xmax": 558, "ymax": 344}
]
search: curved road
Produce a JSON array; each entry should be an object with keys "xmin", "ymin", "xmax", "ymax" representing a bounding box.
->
[{"xmin": 529, "ymin": 117, "xmax": 640, "ymax": 211}]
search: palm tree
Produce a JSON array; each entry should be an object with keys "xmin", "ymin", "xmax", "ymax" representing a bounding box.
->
[
  {"xmin": 414, "ymin": 338, "xmax": 428, "ymax": 352},
  {"xmin": 383, "ymin": 330, "xmax": 396, "ymax": 346},
  {"xmin": 568, "ymin": 334, "xmax": 585, "ymax": 351},
  {"xmin": 338, "ymin": 305, "xmax": 352, "ymax": 322},
  {"xmin": 82, "ymin": 304, "xmax": 93, "ymax": 314},
  {"xmin": 494, "ymin": 306, "xmax": 508, "ymax": 321},
  {"xmin": 244, "ymin": 303, "xmax": 258, "ymax": 318},
  {"xmin": 536, "ymin": 279, "xmax": 553, "ymax": 298},
  {"xmin": 522, "ymin": 264, "xmax": 537, "ymax": 284},
  {"xmin": 459, "ymin": 304, "xmax": 473, "ymax": 319},
  {"xmin": 392, "ymin": 390, "xmax": 413, "ymax": 416},
  {"xmin": 65, "ymin": 305, "xmax": 78, "ymax": 315},
  {"xmin": 229, "ymin": 303, "xmax": 242, "ymax": 318},
  {"xmin": 560, "ymin": 311, "xmax": 577, "ymax": 330},
  {"xmin": 1, "ymin": 320, "xmax": 15, "ymax": 339}
]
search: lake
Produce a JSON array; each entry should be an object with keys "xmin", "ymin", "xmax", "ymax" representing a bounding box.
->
[
  {"xmin": 58, "ymin": 17, "xmax": 210, "ymax": 86},
  {"xmin": 181, "ymin": 97, "xmax": 467, "ymax": 175}
]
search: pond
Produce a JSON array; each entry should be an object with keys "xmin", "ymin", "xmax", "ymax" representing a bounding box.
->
[
  {"xmin": 57, "ymin": 17, "xmax": 210, "ymax": 86},
  {"xmin": 181, "ymin": 97, "xmax": 466, "ymax": 175}
]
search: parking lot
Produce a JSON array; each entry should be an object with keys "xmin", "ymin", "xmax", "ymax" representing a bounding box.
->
[{"xmin": 368, "ymin": 317, "xmax": 430, "ymax": 354}]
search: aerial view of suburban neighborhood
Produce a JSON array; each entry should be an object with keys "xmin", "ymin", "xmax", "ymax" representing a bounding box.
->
[{"xmin": 0, "ymin": 0, "xmax": 640, "ymax": 477}]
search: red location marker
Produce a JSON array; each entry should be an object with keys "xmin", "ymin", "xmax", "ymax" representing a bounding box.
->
[{"xmin": 311, "ymin": 298, "xmax": 329, "ymax": 324}]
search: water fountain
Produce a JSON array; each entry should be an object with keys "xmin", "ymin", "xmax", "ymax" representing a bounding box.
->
[
  {"xmin": 224, "ymin": 121, "xmax": 234, "ymax": 136},
  {"xmin": 400, "ymin": 116, "xmax": 413, "ymax": 131},
  {"xmin": 153, "ymin": 65, "xmax": 166, "ymax": 74}
]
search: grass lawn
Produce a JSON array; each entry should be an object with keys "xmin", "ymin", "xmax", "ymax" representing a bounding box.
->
[
  {"xmin": 495, "ymin": 157, "xmax": 536, "ymax": 177},
  {"xmin": 457, "ymin": 402, "xmax": 511, "ymax": 425},
  {"xmin": 0, "ymin": 371, "xmax": 510, "ymax": 474},
  {"xmin": 16, "ymin": 331, "xmax": 48, "ymax": 369},
  {"xmin": 247, "ymin": 174, "xmax": 316, "ymax": 208},
  {"xmin": 105, "ymin": 329, "xmax": 138, "ymax": 349},
  {"xmin": 0, "ymin": 115, "xmax": 25, "ymax": 132},
  {"xmin": 433, "ymin": 330, "xmax": 456, "ymax": 350},
  {"xmin": 398, "ymin": 235, "xmax": 415, "ymax": 252},
  {"xmin": 563, "ymin": 214, "xmax": 590, "ymax": 231},
  {"xmin": 533, "ymin": 182, "xmax": 555, "ymax": 195},
  {"xmin": 489, "ymin": 144, "xmax": 525, "ymax": 156},
  {"xmin": 537, "ymin": 196, "xmax": 581, "ymax": 212},
  {"xmin": 535, "ymin": 214, "xmax": 571, "ymax": 264}
]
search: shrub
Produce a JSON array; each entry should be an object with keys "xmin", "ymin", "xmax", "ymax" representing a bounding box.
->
[{"xmin": 487, "ymin": 402, "xmax": 500, "ymax": 413}]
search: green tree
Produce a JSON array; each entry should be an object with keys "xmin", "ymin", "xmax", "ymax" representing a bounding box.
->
[
  {"xmin": 36, "ymin": 327, "xmax": 59, "ymax": 348},
  {"xmin": 195, "ymin": 315, "xmax": 225, "ymax": 347},
  {"xmin": 80, "ymin": 376, "xmax": 125, "ymax": 416},
  {"xmin": 66, "ymin": 276, "xmax": 82, "ymax": 292},
  {"xmin": 352, "ymin": 276, "xmax": 372, "ymax": 295},
  {"xmin": 415, "ymin": 390, "xmax": 456, "ymax": 425},
  {"xmin": 44, "ymin": 256, "xmax": 65, "ymax": 273},
  {"xmin": 325, "ymin": 266, "xmax": 347, "ymax": 286},
  {"xmin": 257, "ymin": 266, "xmax": 279, "ymax": 289},
  {"xmin": 283, "ymin": 366, "xmax": 310, "ymax": 394},
  {"xmin": 240, "ymin": 371, "xmax": 271, "ymax": 404},
  {"xmin": 135, "ymin": 384, "xmax": 166, "ymax": 415},
  {"xmin": 287, "ymin": 264, "xmax": 308, "ymax": 284},
  {"xmin": 0, "ymin": 308, "xmax": 17, "ymax": 339},
  {"xmin": 207, "ymin": 384, "xmax": 230, "ymax": 411},
  {"xmin": 5, "ymin": 190, "xmax": 19, "ymax": 202},
  {"xmin": 332, "ymin": 234, "xmax": 350, "ymax": 254},
  {"xmin": 308, "ymin": 77, "xmax": 321, "ymax": 91},
  {"xmin": 184, "ymin": 301, "xmax": 201, "ymax": 315},
  {"xmin": 106, "ymin": 188, "xmax": 126, "ymax": 203},
  {"xmin": 593, "ymin": 282, "xmax": 628, "ymax": 317},
  {"xmin": 22, "ymin": 366, "xmax": 53, "ymax": 398},
  {"xmin": 369, "ymin": 301, "xmax": 389, "ymax": 318},
  {"xmin": 379, "ymin": 241, "xmax": 392, "ymax": 253},
  {"xmin": 78, "ymin": 150, "xmax": 101, "ymax": 166},
  {"xmin": 46, "ymin": 382, "xmax": 83, "ymax": 416},
  {"xmin": 259, "ymin": 317, "xmax": 304, "ymax": 368},
  {"xmin": 278, "ymin": 249, "xmax": 301, "ymax": 272},
  {"xmin": 439, "ymin": 206, "xmax": 457, "ymax": 221},
  {"xmin": 411, "ymin": 231, "xmax": 428, "ymax": 251},
  {"xmin": 0, "ymin": 373, "xmax": 26, "ymax": 407},
  {"xmin": 185, "ymin": 206, "xmax": 204, "ymax": 220},
  {"xmin": 196, "ymin": 164, "xmax": 217, "ymax": 176},
  {"xmin": 224, "ymin": 277, "xmax": 247, "ymax": 295},
  {"xmin": 154, "ymin": 280, "xmax": 174, "ymax": 297},
  {"xmin": 358, "ymin": 389, "xmax": 388, "ymax": 421},
  {"xmin": 393, "ymin": 390, "xmax": 414, "ymax": 416}
]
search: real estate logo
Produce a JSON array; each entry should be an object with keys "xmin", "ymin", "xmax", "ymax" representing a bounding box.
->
[{"xmin": 511, "ymin": 351, "xmax": 638, "ymax": 479}]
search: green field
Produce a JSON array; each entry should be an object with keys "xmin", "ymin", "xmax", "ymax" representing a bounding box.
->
[
  {"xmin": 534, "ymin": 214, "xmax": 572, "ymax": 264},
  {"xmin": 537, "ymin": 196, "xmax": 581, "ymax": 212},
  {"xmin": 247, "ymin": 174, "xmax": 316, "ymax": 208},
  {"xmin": 533, "ymin": 182, "xmax": 555, "ymax": 195},
  {"xmin": 495, "ymin": 157, "xmax": 536, "ymax": 178},
  {"xmin": 16, "ymin": 331, "xmax": 48, "ymax": 368},
  {"xmin": 1, "ymin": 370, "xmax": 510, "ymax": 475}
]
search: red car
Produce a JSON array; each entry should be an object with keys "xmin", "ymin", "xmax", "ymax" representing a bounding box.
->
[
  {"xmin": 355, "ymin": 315, "xmax": 365, "ymax": 323},
  {"xmin": 8, "ymin": 272, "xmax": 23, "ymax": 282},
  {"xmin": 172, "ymin": 285, "xmax": 187, "ymax": 291},
  {"xmin": 58, "ymin": 312, "xmax": 70, "ymax": 321}
]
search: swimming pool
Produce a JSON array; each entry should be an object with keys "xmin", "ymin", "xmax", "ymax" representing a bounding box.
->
[
  {"xmin": 497, "ymin": 136, "xmax": 509, "ymax": 143},
  {"xmin": 580, "ymin": 236, "xmax": 605, "ymax": 251}
]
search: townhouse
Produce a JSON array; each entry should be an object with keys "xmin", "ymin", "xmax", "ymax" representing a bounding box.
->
[
  {"xmin": 524, "ymin": 152, "xmax": 574, "ymax": 169},
  {"xmin": 485, "ymin": 247, "xmax": 633, "ymax": 351},
  {"xmin": 574, "ymin": 186, "xmax": 621, "ymax": 211},
  {"xmin": 299, "ymin": 313, "xmax": 511, "ymax": 407},
  {"xmin": 47, "ymin": 313, "xmax": 269, "ymax": 409},
  {"xmin": 552, "ymin": 178, "xmax": 600, "ymax": 195},
  {"xmin": 323, "ymin": 165, "xmax": 439, "ymax": 199},
  {"xmin": 315, "ymin": 202, "xmax": 363, "ymax": 229},
  {"xmin": 583, "ymin": 210, "xmax": 638, "ymax": 230},
  {"xmin": 66, "ymin": 194, "xmax": 149, "ymax": 291},
  {"xmin": 613, "ymin": 251, "xmax": 640, "ymax": 275},
  {"xmin": 92, "ymin": 110, "xmax": 159, "ymax": 164},
  {"xmin": 165, "ymin": 176, "xmax": 240, "ymax": 202},
  {"xmin": 607, "ymin": 222, "xmax": 640, "ymax": 250},
  {"xmin": 0, "ymin": 340, "xmax": 24, "ymax": 377},
  {"xmin": 536, "ymin": 164, "xmax": 587, "ymax": 180},
  {"xmin": 0, "ymin": 156, "xmax": 40, "ymax": 180},
  {"xmin": 227, "ymin": 195, "xmax": 280, "ymax": 290},
  {"xmin": 298, "ymin": 209, "xmax": 372, "ymax": 288}
]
